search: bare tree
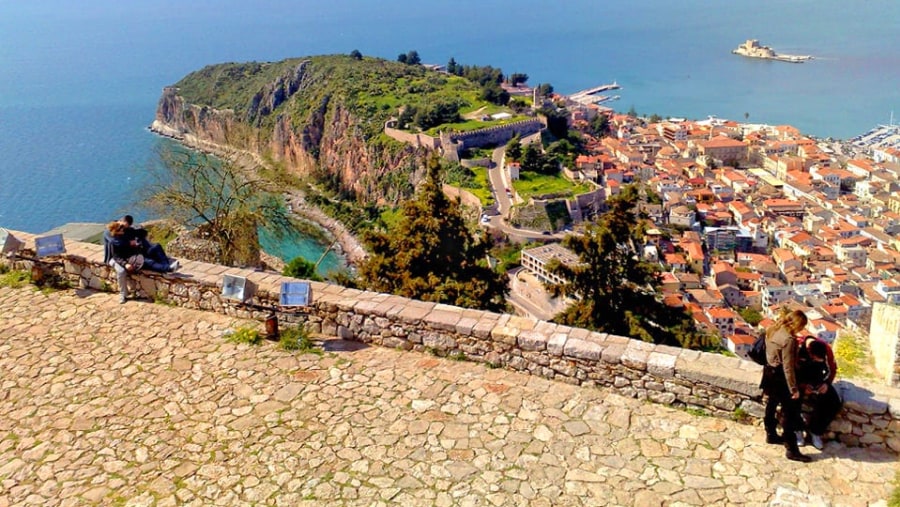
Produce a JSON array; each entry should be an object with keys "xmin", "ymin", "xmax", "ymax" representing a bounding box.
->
[{"xmin": 139, "ymin": 145, "xmax": 293, "ymax": 267}]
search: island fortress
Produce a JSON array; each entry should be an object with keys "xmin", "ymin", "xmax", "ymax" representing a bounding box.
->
[{"xmin": 732, "ymin": 39, "xmax": 813, "ymax": 63}]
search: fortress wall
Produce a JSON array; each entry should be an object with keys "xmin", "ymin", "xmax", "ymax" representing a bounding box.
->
[
  {"xmin": 870, "ymin": 303, "xmax": 900, "ymax": 387},
  {"xmin": 451, "ymin": 119, "xmax": 543, "ymax": 150},
  {"xmin": 383, "ymin": 126, "xmax": 440, "ymax": 150},
  {"xmin": 5, "ymin": 229, "xmax": 900, "ymax": 452},
  {"xmin": 441, "ymin": 184, "xmax": 483, "ymax": 211}
]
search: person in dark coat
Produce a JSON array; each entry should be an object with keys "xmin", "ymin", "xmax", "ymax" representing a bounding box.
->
[
  {"xmin": 121, "ymin": 215, "xmax": 179, "ymax": 273},
  {"xmin": 795, "ymin": 335, "xmax": 842, "ymax": 450},
  {"xmin": 762, "ymin": 309, "xmax": 812, "ymax": 462}
]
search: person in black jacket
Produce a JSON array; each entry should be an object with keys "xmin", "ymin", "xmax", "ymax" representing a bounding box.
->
[
  {"xmin": 121, "ymin": 215, "xmax": 179, "ymax": 273},
  {"xmin": 795, "ymin": 336, "xmax": 842, "ymax": 450}
]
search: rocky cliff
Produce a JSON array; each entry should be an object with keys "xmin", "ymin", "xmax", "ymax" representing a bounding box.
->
[{"xmin": 150, "ymin": 56, "xmax": 438, "ymax": 204}]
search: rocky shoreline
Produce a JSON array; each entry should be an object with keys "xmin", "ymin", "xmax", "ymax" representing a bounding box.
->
[{"xmin": 148, "ymin": 121, "xmax": 368, "ymax": 269}]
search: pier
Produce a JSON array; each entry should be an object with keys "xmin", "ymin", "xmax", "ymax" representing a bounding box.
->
[{"xmin": 568, "ymin": 81, "xmax": 622, "ymax": 105}]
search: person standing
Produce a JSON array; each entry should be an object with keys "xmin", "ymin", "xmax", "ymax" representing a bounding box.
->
[
  {"xmin": 762, "ymin": 309, "xmax": 812, "ymax": 462},
  {"xmin": 795, "ymin": 335, "xmax": 841, "ymax": 450}
]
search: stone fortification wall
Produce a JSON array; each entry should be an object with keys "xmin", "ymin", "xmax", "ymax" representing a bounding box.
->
[
  {"xmin": 383, "ymin": 124, "xmax": 440, "ymax": 150},
  {"xmin": 384, "ymin": 119, "xmax": 543, "ymax": 158},
  {"xmin": 4, "ymin": 229, "xmax": 899, "ymax": 452},
  {"xmin": 451, "ymin": 119, "xmax": 543, "ymax": 151},
  {"xmin": 442, "ymin": 184, "xmax": 483, "ymax": 212},
  {"xmin": 870, "ymin": 303, "xmax": 900, "ymax": 387}
]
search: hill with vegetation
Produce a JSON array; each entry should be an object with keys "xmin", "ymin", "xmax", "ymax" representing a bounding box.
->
[{"xmin": 151, "ymin": 53, "xmax": 523, "ymax": 208}]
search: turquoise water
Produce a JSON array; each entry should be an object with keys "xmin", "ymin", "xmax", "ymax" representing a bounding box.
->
[{"xmin": 1, "ymin": 0, "xmax": 898, "ymax": 241}]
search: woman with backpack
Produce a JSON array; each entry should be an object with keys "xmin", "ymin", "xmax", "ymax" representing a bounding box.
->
[{"xmin": 761, "ymin": 309, "xmax": 812, "ymax": 462}]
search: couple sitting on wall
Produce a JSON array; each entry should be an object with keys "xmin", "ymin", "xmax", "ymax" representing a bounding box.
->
[{"xmin": 103, "ymin": 215, "xmax": 180, "ymax": 303}]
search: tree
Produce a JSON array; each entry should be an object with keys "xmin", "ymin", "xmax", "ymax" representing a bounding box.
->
[
  {"xmin": 547, "ymin": 185, "xmax": 714, "ymax": 348},
  {"xmin": 140, "ymin": 146, "xmax": 293, "ymax": 267},
  {"xmin": 739, "ymin": 307, "xmax": 763, "ymax": 326},
  {"xmin": 446, "ymin": 57, "xmax": 458, "ymax": 75},
  {"xmin": 358, "ymin": 156, "xmax": 508, "ymax": 311},
  {"xmin": 481, "ymin": 83, "xmax": 509, "ymax": 106},
  {"xmin": 397, "ymin": 53, "xmax": 408, "ymax": 64},
  {"xmin": 405, "ymin": 50, "xmax": 421, "ymax": 65},
  {"xmin": 539, "ymin": 106, "xmax": 569, "ymax": 139},
  {"xmin": 508, "ymin": 73, "xmax": 529, "ymax": 86},
  {"xmin": 349, "ymin": 49, "xmax": 363, "ymax": 60},
  {"xmin": 505, "ymin": 136, "xmax": 522, "ymax": 162},
  {"xmin": 589, "ymin": 113, "xmax": 610, "ymax": 138},
  {"xmin": 283, "ymin": 256, "xmax": 322, "ymax": 281},
  {"xmin": 537, "ymin": 83, "xmax": 554, "ymax": 96}
]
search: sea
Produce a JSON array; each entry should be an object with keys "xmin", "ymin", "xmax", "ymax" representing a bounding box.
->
[{"xmin": 1, "ymin": 0, "xmax": 898, "ymax": 274}]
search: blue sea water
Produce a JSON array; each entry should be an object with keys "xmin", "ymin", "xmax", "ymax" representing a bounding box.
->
[{"xmin": 1, "ymin": 0, "xmax": 898, "ymax": 268}]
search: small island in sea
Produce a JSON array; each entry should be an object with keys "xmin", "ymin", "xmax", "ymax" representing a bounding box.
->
[{"xmin": 732, "ymin": 39, "xmax": 813, "ymax": 63}]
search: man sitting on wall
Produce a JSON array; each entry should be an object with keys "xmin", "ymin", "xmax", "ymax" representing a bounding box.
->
[{"xmin": 794, "ymin": 335, "xmax": 841, "ymax": 450}]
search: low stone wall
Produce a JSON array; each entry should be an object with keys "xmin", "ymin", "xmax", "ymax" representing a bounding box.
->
[{"xmin": 4, "ymin": 229, "xmax": 899, "ymax": 452}]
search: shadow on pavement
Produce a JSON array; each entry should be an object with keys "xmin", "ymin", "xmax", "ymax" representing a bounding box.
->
[{"xmin": 321, "ymin": 339, "xmax": 369, "ymax": 353}]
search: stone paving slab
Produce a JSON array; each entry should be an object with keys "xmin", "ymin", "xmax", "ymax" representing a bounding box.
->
[{"xmin": 0, "ymin": 286, "xmax": 896, "ymax": 506}]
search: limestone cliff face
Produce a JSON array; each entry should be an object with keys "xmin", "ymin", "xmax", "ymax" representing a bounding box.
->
[{"xmin": 151, "ymin": 61, "xmax": 424, "ymax": 204}]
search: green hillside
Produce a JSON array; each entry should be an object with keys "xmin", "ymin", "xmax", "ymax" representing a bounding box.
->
[{"xmin": 173, "ymin": 54, "xmax": 508, "ymax": 140}]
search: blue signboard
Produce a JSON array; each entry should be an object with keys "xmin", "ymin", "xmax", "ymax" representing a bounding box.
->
[
  {"xmin": 280, "ymin": 281, "xmax": 311, "ymax": 307},
  {"xmin": 35, "ymin": 234, "xmax": 66, "ymax": 257}
]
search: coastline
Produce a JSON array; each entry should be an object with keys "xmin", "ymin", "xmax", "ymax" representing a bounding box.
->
[{"xmin": 148, "ymin": 121, "xmax": 368, "ymax": 268}]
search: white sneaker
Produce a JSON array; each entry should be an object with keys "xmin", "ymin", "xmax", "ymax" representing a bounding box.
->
[
  {"xmin": 810, "ymin": 433, "xmax": 824, "ymax": 450},
  {"xmin": 168, "ymin": 260, "xmax": 180, "ymax": 272},
  {"xmin": 795, "ymin": 431, "xmax": 806, "ymax": 447}
]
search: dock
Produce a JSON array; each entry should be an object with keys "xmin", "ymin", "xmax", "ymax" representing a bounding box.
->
[{"xmin": 568, "ymin": 82, "xmax": 622, "ymax": 105}]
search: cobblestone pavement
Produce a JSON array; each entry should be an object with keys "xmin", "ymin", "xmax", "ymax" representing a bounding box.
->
[{"xmin": 0, "ymin": 286, "xmax": 896, "ymax": 507}]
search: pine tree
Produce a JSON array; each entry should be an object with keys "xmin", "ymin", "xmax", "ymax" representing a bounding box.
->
[
  {"xmin": 548, "ymin": 185, "xmax": 713, "ymax": 348},
  {"xmin": 359, "ymin": 156, "xmax": 508, "ymax": 311}
]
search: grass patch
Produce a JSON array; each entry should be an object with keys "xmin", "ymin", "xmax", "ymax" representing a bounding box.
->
[
  {"xmin": 0, "ymin": 269, "xmax": 31, "ymax": 289},
  {"xmin": 732, "ymin": 406, "xmax": 751, "ymax": 423},
  {"xmin": 833, "ymin": 330, "xmax": 878, "ymax": 381},
  {"xmin": 225, "ymin": 326, "xmax": 262, "ymax": 345},
  {"xmin": 425, "ymin": 115, "xmax": 527, "ymax": 135},
  {"xmin": 889, "ymin": 469, "xmax": 900, "ymax": 507},
  {"xmin": 512, "ymin": 171, "xmax": 592, "ymax": 200},
  {"xmin": 448, "ymin": 351, "xmax": 467, "ymax": 361},
  {"xmin": 682, "ymin": 406, "xmax": 709, "ymax": 417},
  {"xmin": 279, "ymin": 325, "xmax": 321, "ymax": 354}
]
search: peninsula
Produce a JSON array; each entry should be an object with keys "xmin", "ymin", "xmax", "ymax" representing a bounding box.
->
[{"xmin": 732, "ymin": 39, "xmax": 812, "ymax": 63}]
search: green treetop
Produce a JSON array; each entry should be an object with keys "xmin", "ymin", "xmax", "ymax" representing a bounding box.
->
[
  {"xmin": 358, "ymin": 156, "xmax": 508, "ymax": 312},
  {"xmin": 548, "ymin": 185, "xmax": 714, "ymax": 349}
]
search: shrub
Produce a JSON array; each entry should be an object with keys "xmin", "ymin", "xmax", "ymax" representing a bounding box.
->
[
  {"xmin": 0, "ymin": 269, "xmax": 31, "ymax": 289},
  {"xmin": 278, "ymin": 325, "xmax": 319, "ymax": 354},
  {"xmin": 225, "ymin": 326, "xmax": 262, "ymax": 345},
  {"xmin": 283, "ymin": 256, "xmax": 323, "ymax": 281}
]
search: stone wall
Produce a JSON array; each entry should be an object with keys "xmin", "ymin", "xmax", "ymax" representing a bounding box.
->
[
  {"xmin": 383, "ymin": 125, "xmax": 440, "ymax": 150},
  {"xmin": 451, "ymin": 119, "xmax": 543, "ymax": 151},
  {"xmin": 870, "ymin": 303, "xmax": 900, "ymax": 387},
  {"xmin": 4, "ymin": 229, "xmax": 900, "ymax": 452}
]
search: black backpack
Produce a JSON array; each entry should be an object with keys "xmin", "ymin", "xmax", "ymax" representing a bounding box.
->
[{"xmin": 748, "ymin": 335, "xmax": 767, "ymax": 365}]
